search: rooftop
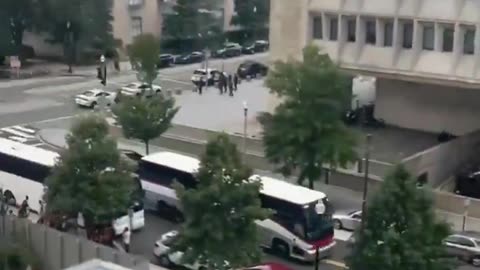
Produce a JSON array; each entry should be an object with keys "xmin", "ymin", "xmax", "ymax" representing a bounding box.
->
[{"xmin": 141, "ymin": 151, "xmax": 200, "ymax": 174}]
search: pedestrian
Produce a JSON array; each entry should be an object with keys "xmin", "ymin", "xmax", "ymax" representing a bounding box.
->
[
  {"xmin": 219, "ymin": 73, "xmax": 226, "ymax": 94},
  {"xmin": 122, "ymin": 227, "xmax": 131, "ymax": 252},
  {"xmin": 8, "ymin": 210, "xmax": 13, "ymax": 216},
  {"xmin": 233, "ymin": 73, "xmax": 239, "ymax": 91},
  {"xmin": 228, "ymin": 74, "xmax": 234, "ymax": 96},
  {"xmin": 19, "ymin": 196, "xmax": 29, "ymax": 218},
  {"xmin": 198, "ymin": 77, "xmax": 204, "ymax": 95}
]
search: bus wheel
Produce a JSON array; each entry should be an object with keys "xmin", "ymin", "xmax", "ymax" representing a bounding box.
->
[
  {"xmin": 3, "ymin": 190, "xmax": 16, "ymax": 206},
  {"xmin": 272, "ymin": 239, "xmax": 290, "ymax": 258},
  {"xmin": 158, "ymin": 255, "xmax": 172, "ymax": 267}
]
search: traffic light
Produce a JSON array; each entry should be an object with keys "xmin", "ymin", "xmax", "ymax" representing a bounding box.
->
[
  {"xmin": 97, "ymin": 65, "xmax": 107, "ymax": 86},
  {"xmin": 96, "ymin": 67, "xmax": 102, "ymax": 79}
]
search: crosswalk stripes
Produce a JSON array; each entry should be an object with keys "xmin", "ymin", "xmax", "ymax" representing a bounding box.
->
[{"xmin": 0, "ymin": 125, "xmax": 43, "ymax": 146}]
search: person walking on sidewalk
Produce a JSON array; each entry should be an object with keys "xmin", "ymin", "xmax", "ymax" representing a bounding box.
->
[
  {"xmin": 228, "ymin": 74, "xmax": 234, "ymax": 96},
  {"xmin": 122, "ymin": 227, "xmax": 131, "ymax": 252},
  {"xmin": 233, "ymin": 73, "xmax": 239, "ymax": 91}
]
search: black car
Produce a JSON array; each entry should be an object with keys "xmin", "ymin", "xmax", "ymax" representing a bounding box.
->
[
  {"xmin": 174, "ymin": 52, "xmax": 204, "ymax": 65},
  {"xmin": 237, "ymin": 60, "xmax": 268, "ymax": 79},
  {"xmin": 157, "ymin": 54, "xmax": 174, "ymax": 68},
  {"xmin": 242, "ymin": 40, "xmax": 270, "ymax": 54}
]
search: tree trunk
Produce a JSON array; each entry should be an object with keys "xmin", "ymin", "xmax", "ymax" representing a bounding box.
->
[
  {"xmin": 145, "ymin": 140, "xmax": 150, "ymax": 155},
  {"xmin": 308, "ymin": 168, "xmax": 322, "ymax": 190}
]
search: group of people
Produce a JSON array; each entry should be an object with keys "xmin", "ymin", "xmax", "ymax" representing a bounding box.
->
[{"xmin": 195, "ymin": 72, "xmax": 240, "ymax": 96}]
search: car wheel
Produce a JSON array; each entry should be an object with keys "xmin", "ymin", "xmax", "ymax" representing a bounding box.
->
[
  {"xmin": 333, "ymin": 219, "xmax": 343, "ymax": 230},
  {"xmin": 155, "ymin": 90, "xmax": 161, "ymax": 95},
  {"xmin": 272, "ymin": 239, "xmax": 290, "ymax": 259},
  {"xmin": 471, "ymin": 256, "xmax": 480, "ymax": 267},
  {"xmin": 158, "ymin": 255, "xmax": 172, "ymax": 267},
  {"xmin": 90, "ymin": 101, "xmax": 97, "ymax": 109}
]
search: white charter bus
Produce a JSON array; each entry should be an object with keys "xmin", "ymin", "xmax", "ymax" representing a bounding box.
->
[
  {"xmin": 0, "ymin": 138, "xmax": 145, "ymax": 235},
  {"xmin": 138, "ymin": 151, "xmax": 335, "ymax": 261}
]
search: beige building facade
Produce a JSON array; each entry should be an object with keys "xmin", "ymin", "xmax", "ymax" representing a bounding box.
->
[{"xmin": 270, "ymin": 0, "xmax": 480, "ymax": 135}]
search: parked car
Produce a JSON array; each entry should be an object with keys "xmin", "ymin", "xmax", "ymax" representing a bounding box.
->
[
  {"xmin": 120, "ymin": 82, "xmax": 162, "ymax": 97},
  {"xmin": 174, "ymin": 51, "xmax": 204, "ymax": 65},
  {"xmin": 154, "ymin": 231, "xmax": 293, "ymax": 270},
  {"xmin": 444, "ymin": 232, "xmax": 480, "ymax": 266},
  {"xmin": 237, "ymin": 60, "xmax": 268, "ymax": 79},
  {"xmin": 157, "ymin": 54, "xmax": 174, "ymax": 68},
  {"xmin": 214, "ymin": 43, "xmax": 242, "ymax": 58},
  {"xmin": 333, "ymin": 210, "xmax": 362, "ymax": 231},
  {"xmin": 242, "ymin": 40, "xmax": 270, "ymax": 54},
  {"xmin": 74, "ymin": 89, "xmax": 117, "ymax": 108},
  {"xmin": 191, "ymin": 68, "xmax": 220, "ymax": 86}
]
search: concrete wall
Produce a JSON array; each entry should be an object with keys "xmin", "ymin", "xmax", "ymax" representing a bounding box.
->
[
  {"xmin": 376, "ymin": 78, "xmax": 480, "ymax": 135},
  {"xmin": 0, "ymin": 216, "xmax": 149, "ymax": 270},
  {"xmin": 402, "ymin": 129, "xmax": 480, "ymax": 187}
]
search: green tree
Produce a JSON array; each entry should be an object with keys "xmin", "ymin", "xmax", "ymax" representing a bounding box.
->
[
  {"xmin": 163, "ymin": 0, "xmax": 222, "ymax": 47},
  {"xmin": 347, "ymin": 165, "xmax": 453, "ymax": 270},
  {"xmin": 0, "ymin": 0, "xmax": 40, "ymax": 47},
  {"xmin": 173, "ymin": 134, "xmax": 270, "ymax": 270},
  {"xmin": 231, "ymin": 0, "xmax": 270, "ymax": 38},
  {"xmin": 127, "ymin": 34, "xmax": 161, "ymax": 88},
  {"xmin": 258, "ymin": 45, "xmax": 357, "ymax": 189},
  {"xmin": 113, "ymin": 95, "xmax": 180, "ymax": 155},
  {"xmin": 44, "ymin": 115, "xmax": 135, "ymax": 229},
  {"xmin": 41, "ymin": 0, "xmax": 115, "ymax": 67}
]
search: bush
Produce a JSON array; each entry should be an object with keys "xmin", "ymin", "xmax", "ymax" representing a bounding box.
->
[{"xmin": 0, "ymin": 243, "xmax": 41, "ymax": 270}]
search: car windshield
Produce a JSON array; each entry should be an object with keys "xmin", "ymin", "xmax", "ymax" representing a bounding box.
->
[
  {"xmin": 82, "ymin": 91, "xmax": 95, "ymax": 96},
  {"xmin": 194, "ymin": 70, "xmax": 207, "ymax": 75}
]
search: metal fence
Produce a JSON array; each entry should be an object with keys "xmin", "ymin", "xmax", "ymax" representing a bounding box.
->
[{"xmin": 0, "ymin": 215, "xmax": 149, "ymax": 270}]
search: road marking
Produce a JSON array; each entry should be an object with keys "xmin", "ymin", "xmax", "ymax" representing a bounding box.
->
[
  {"xmin": 1, "ymin": 127, "xmax": 35, "ymax": 139},
  {"xmin": 8, "ymin": 136, "xmax": 29, "ymax": 143},
  {"xmin": 13, "ymin": 125, "xmax": 36, "ymax": 133},
  {"xmin": 334, "ymin": 229, "xmax": 353, "ymax": 241},
  {"xmin": 324, "ymin": 259, "xmax": 348, "ymax": 269}
]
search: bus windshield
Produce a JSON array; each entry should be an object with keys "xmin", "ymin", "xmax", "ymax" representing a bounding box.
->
[{"xmin": 303, "ymin": 203, "xmax": 333, "ymax": 242}]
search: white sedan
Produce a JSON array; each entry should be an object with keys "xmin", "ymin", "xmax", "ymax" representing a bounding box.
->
[
  {"xmin": 333, "ymin": 210, "xmax": 362, "ymax": 231},
  {"xmin": 153, "ymin": 231, "xmax": 206, "ymax": 270},
  {"xmin": 120, "ymin": 82, "xmax": 162, "ymax": 97},
  {"xmin": 74, "ymin": 89, "xmax": 117, "ymax": 108}
]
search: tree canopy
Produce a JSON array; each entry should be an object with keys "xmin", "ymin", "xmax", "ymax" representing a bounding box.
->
[
  {"xmin": 163, "ymin": 0, "xmax": 222, "ymax": 42},
  {"xmin": 174, "ymin": 134, "xmax": 270, "ymax": 270},
  {"xmin": 127, "ymin": 34, "xmax": 161, "ymax": 87},
  {"xmin": 231, "ymin": 0, "xmax": 270, "ymax": 36},
  {"xmin": 347, "ymin": 165, "xmax": 453, "ymax": 270},
  {"xmin": 113, "ymin": 95, "xmax": 180, "ymax": 154},
  {"xmin": 44, "ymin": 115, "xmax": 135, "ymax": 226},
  {"xmin": 259, "ymin": 44, "xmax": 357, "ymax": 189}
]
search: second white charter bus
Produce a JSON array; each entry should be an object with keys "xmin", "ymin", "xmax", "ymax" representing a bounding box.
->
[
  {"xmin": 0, "ymin": 138, "xmax": 145, "ymax": 235},
  {"xmin": 138, "ymin": 151, "xmax": 336, "ymax": 261}
]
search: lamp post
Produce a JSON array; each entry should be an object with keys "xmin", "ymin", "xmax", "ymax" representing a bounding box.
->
[
  {"xmin": 243, "ymin": 101, "xmax": 248, "ymax": 154},
  {"xmin": 66, "ymin": 21, "xmax": 74, "ymax": 73},
  {"xmin": 360, "ymin": 134, "xmax": 372, "ymax": 231}
]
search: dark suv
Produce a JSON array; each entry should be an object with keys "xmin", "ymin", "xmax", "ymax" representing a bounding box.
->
[
  {"xmin": 157, "ymin": 54, "xmax": 174, "ymax": 68},
  {"xmin": 214, "ymin": 43, "xmax": 242, "ymax": 58},
  {"xmin": 242, "ymin": 40, "xmax": 269, "ymax": 54},
  {"xmin": 237, "ymin": 60, "xmax": 268, "ymax": 79}
]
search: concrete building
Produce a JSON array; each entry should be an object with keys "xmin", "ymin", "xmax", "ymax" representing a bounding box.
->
[{"xmin": 270, "ymin": 0, "xmax": 480, "ymax": 135}]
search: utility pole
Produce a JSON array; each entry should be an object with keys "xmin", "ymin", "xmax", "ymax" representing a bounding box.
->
[
  {"xmin": 243, "ymin": 101, "xmax": 248, "ymax": 155},
  {"xmin": 360, "ymin": 134, "xmax": 372, "ymax": 231}
]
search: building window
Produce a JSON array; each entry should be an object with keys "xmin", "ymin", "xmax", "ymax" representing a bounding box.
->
[
  {"xmin": 131, "ymin": 16, "xmax": 143, "ymax": 37},
  {"xmin": 365, "ymin": 19, "xmax": 376, "ymax": 44},
  {"xmin": 442, "ymin": 26, "xmax": 454, "ymax": 52},
  {"xmin": 402, "ymin": 21, "xmax": 413, "ymax": 49},
  {"xmin": 347, "ymin": 18, "xmax": 356, "ymax": 42},
  {"xmin": 329, "ymin": 17, "xmax": 338, "ymax": 41},
  {"xmin": 312, "ymin": 16, "xmax": 323, "ymax": 39},
  {"xmin": 464, "ymin": 27, "xmax": 475, "ymax": 55},
  {"xmin": 422, "ymin": 23, "xmax": 434, "ymax": 50},
  {"xmin": 384, "ymin": 21, "xmax": 393, "ymax": 47}
]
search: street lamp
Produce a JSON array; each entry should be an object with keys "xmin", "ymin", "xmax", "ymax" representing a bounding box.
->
[
  {"xmin": 243, "ymin": 101, "xmax": 248, "ymax": 154},
  {"xmin": 360, "ymin": 134, "xmax": 372, "ymax": 231}
]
